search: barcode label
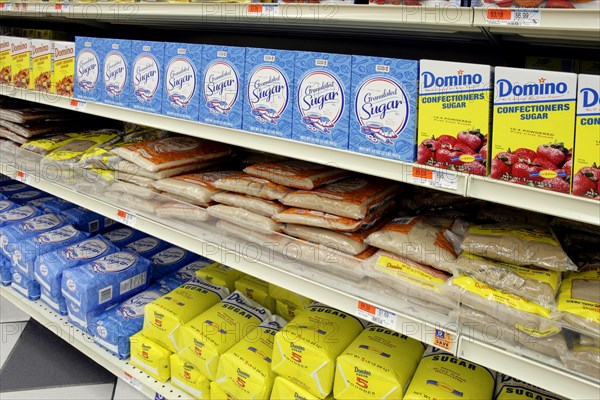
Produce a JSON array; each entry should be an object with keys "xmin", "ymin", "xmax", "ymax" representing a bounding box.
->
[
  {"xmin": 99, "ymin": 286, "xmax": 113, "ymax": 304},
  {"xmin": 88, "ymin": 220, "xmax": 100, "ymax": 233},
  {"xmin": 120, "ymin": 272, "xmax": 147, "ymax": 295},
  {"xmin": 356, "ymin": 301, "xmax": 397, "ymax": 330}
]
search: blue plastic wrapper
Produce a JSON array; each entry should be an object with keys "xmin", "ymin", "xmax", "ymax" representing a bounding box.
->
[
  {"xmin": 125, "ymin": 236, "xmax": 170, "ymax": 259},
  {"xmin": 0, "ymin": 179, "xmax": 18, "ymax": 187},
  {"xmin": 90, "ymin": 283, "xmax": 171, "ymax": 359},
  {"xmin": 7, "ymin": 190, "xmax": 48, "ymax": 205},
  {"xmin": 1, "ymin": 213, "xmax": 68, "ymax": 257},
  {"xmin": 0, "ymin": 183, "xmax": 30, "ymax": 196},
  {"xmin": 0, "ymin": 205, "xmax": 42, "ymax": 228},
  {"xmin": 12, "ymin": 225, "xmax": 90, "ymax": 279},
  {"xmin": 37, "ymin": 198, "xmax": 76, "ymax": 214},
  {"xmin": 61, "ymin": 206, "xmax": 117, "ymax": 234},
  {"xmin": 0, "ymin": 199, "xmax": 17, "ymax": 214},
  {"xmin": 0, "ymin": 193, "xmax": 6, "ymax": 200},
  {"xmin": 61, "ymin": 250, "xmax": 152, "ymax": 313},
  {"xmin": 157, "ymin": 258, "xmax": 214, "ymax": 288},
  {"xmin": 102, "ymin": 226, "xmax": 147, "ymax": 248},
  {"xmin": 1, "ymin": 255, "xmax": 11, "ymax": 286},
  {"xmin": 11, "ymin": 268, "xmax": 41, "ymax": 301},
  {"xmin": 66, "ymin": 300, "xmax": 118, "ymax": 334},
  {"xmin": 25, "ymin": 196, "xmax": 57, "ymax": 209},
  {"xmin": 150, "ymin": 246, "xmax": 199, "ymax": 281},
  {"xmin": 35, "ymin": 235, "xmax": 119, "ymax": 297},
  {"xmin": 40, "ymin": 287, "xmax": 67, "ymax": 315}
]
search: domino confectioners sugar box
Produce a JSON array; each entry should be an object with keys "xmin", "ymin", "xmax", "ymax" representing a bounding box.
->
[
  {"xmin": 243, "ymin": 48, "xmax": 295, "ymax": 139},
  {"xmin": 10, "ymin": 36, "xmax": 30, "ymax": 89},
  {"xmin": 30, "ymin": 39, "xmax": 53, "ymax": 93},
  {"xmin": 75, "ymin": 37, "xmax": 102, "ymax": 102},
  {"xmin": 129, "ymin": 40, "xmax": 164, "ymax": 114},
  {"xmin": 162, "ymin": 42, "xmax": 202, "ymax": 121},
  {"xmin": 199, "ymin": 45, "xmax": 246, "ymax": 129},
  {"xmin": 100, "ymin": 38, "xmax": 130, "ymax": 107},
  {"xmin": 490, "ymin": 67, "xmax": 577, "ymax": 193},
  {"xmin": 293, "ymin": 51, "xmax": 351, "ymax": 150},
  {"xmin": 350, "ymin": 55, "xmax": 418, "ymax": 162},
  {"xmin": 53, "ymin": 41, "xmax": 75, "ymax": 97},
  {"xmin": 572, "ymin": 74, "xmax": 600, "ymax": 200},
  {"xmin": 417, "ymin": 60, "xmax": 493, "ymax": 175},
  {"xmin": 0, "ymin": 36, "xmax": 10, "ymax": 85}
]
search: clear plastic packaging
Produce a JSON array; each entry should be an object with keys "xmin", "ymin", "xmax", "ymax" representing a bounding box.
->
[
  {"xmin": 212, "ymin": 172, "xmax": 293, "ymax": 200},
  {"xmin": 207, "ymin": 204, "xmax": 283, "ymax": 233},
  {"xmin": 554, "ymin": 265, "xmax": 600, "ymax": 337},
  {"xmin": 282, "ymin": 223, "xmax": 372, "ymax": 255},
  {"xmin": 153, "ymin": 171, "xmax": 239, "ymax": 206},
  {"xmin": 212, "ymin": 191, "xmax": 287, "ymax": 218},
  {"xmin": 108, "ymin": 180, "xmax": 159, "ymax": 200}
]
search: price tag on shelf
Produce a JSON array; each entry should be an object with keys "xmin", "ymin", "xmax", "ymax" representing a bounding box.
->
[
  {"xmin": 13, "ymin": 2, "xmax": 26, "ymax": 11},
  {"xmin": 411, "ymin": 167, "xmax": 459, "ymax": 191},
  {"xmin": 116, "ymin": 209, "xmax": 137, "ymax": 227},
  {"xmin": 69, "ymin": 99, "xmax": 87, "ymax": 111},
  {"xmin": 54, "ymin": 3, "xmax": 70, "ymax": 12},
  {"xmin": 14, "ymin": 171, "xmax": 30, "ymax": 184},
  {"xmin": 485, "ymin": 8, "xmax": 541, "ymax": 27},
  {"xmin": 123, "ymin": 371, "xmax": 142, "ymax": 392},
  {"xmin": 247, "ymin": 3, "xmax": 279, "ymax": 17},
  {"xmin": 356, "ymin": 301, "xmax": 397, "ymax": 330},
  {"xmin": 433, "ymin": 329, "xmax": 453, "ymax": 351},
  {"xmin": 0, "ymin": 3, "xmax": 13, "ymax": 11}
]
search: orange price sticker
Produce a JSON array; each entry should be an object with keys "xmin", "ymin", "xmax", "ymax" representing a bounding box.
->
[
  {"xmin": 412, "ymin": 167, "xmax": 433, "ymax": 180},
  {"xmin": 358, "ymin": 301, "xmax": 376, "ymax": 315},
  {"xmin": 433, "ymin": 329, "xmax": 453, "ymax": 351},
  {"xmin": 248, "ymin": 3, "xmax": 263, "ymax": 13},
  {"xmin": 54, "ymin": 3, "xmax": 62, "ymax": 10},
  {"xmin": 116, "ymin": 209, "xmax": 136, "ymax": 227},
  {"xmin": 487, "ymin": 9, "xmax": 511, "ymax": 21}
]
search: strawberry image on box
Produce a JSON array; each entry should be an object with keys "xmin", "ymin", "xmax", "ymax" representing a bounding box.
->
[{"xmin": 490, "ymin": 67, "xmax": 577, "ymax": 193}]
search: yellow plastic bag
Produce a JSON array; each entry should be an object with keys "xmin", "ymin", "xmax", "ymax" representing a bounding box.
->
[{"xmin": 195, "ymin": 263, "xmax": 246, "ymax": 292}]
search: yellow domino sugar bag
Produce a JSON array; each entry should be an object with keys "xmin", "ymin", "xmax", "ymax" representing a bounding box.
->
[
  {"xmin": 215, "ymin": 315, "xmax": 287, "ymax": 399},
  {"xmin": 235, "ymin": 275, "xmax": 276, "ymax": 313},
  {"xmin": 270, "ymin": 376, "xmax": 334, "ymax": 400},
  {"xmin": 494, "ymin": 374, "xmax": 565, "ymax": 400},
  {"xmin": 195, "ymin": 263, "xmax": 246, "ymax": 292},
  {"xmin": 178, "ymin": 291, "xmax": 272, "ymax": 381},
  {"xmin": 404, "ymin": 347, "xmax": 495, "ymax": 400},
  {"xmin": 269, "ymin": 283, "xmax": 312, "ymax": 321},
  {"xmin": 211, "ymin": 381, "xmax": 236, "ymax": 400},
  {"xmin": 170, "ymin": 353, "xmax": 210, "ymax": 400},
  {"xmin": 272, "ymin": 303, "xmax": 367, "ymax": 399},
  {"xmin": 143, "ymin": 275, "xmax": 229, "ymax": 353},
  {"xmin": 334, "ymin": 324, "xmax": 426, "ymax": 399},
  {"xmin": 129, "ymin": 332, "xmax": 172, "ymax": 383},
  {"xmin": 555, "ymin": 265, "xmax": 600, "ymax": 337}
]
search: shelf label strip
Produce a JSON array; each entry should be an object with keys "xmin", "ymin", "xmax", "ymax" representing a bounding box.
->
[
  {"xmin": 247, "ymin": 3, "xmax": 279, "ymax": 16},
  {"xmin": 356, "ymin": 300, "xmax": 397, "ymax": 329},
  {"xmin": 485, "ymin": 8, "xmax": 541, "ymax": 27},
  {"xmin": 411, "ymin": 167, "xmax": 459, "ymax": 191}
]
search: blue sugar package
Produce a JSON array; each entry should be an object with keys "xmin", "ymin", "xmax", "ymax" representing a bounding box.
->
[
  {"xmin": 158, "ymin": 258, "xmax": 214, "ymax": 287},
  {"xmin": 25, "ymin": 196, "xmax": 58, "ymax": 210},
  {"xmin": 103, "ymin": 226, "xmax": 147, "ymax": 248},
  {"xmin": 61, "ymin": 250, "xmax": 152, "ymax": 313},
  {"xmin": 1, "ymin": 255, "xmax": 11, "ymax": 286},
  {"xmin": 36, "ymin": 198, "xmax": 75, "ymax": 214},
  {"xmin": 61, "ymin": 206, "xmax": 116, "ymax": 233},
  {"xmin": 199, "ymin": 45, "xmax": 246, "ymax": 129},
  {"xmin": 1, "ymin": 213, "xmax": 67, "ymax": 257},
  {"xmin": 125, "ymin": 236, "xmax": 170, "ymax": 259},
  {"xmin": 0, "ymin": 183, "xmax": 29, "ymax": 196},
  {"xmin": 0, "ymin": 179, "xmax": 18, "ymax": 187},
  {"xmin": 0, "ymin": 199, "xmax": 17, "ymax": 214},
  {"xmin": 12, "ymin": 225, "xmax": 89, "ymax": 278},
  {"xmin": 162, "ymin": 42, "xmax": 202, "ymax": 121},
  {"xmin": 40, "ymin": 287, "xmax": 67, "ymax": 316},
  {"xmin": 150, "ymin": 246, "xmax": 199, "ymax": 281},
  {"xmin": 292, "ymin": 51, "xmax": 352, "ymax": 150},
  {"xmin": 90, "ymin": 284, "xmax": 170, "ymax": 359},
  {"xmin": 349, "ymin": 55, "xmax": 418, "ymax": 162},
  {"xmin": 35, "ymin": 235, "xmax": 119, "ymax": 297},
  {"xmin": 243, "ymin": 48, "xmax": 295, "ymax": 139},
  {"xmin": 0, "ymin": 205, "xmax": 42, "ymax": 228},
  {"xmin": 11, "ymin": 268, "xmax": 41, "ymax": 301},
  {"xmin": 66, "ymin": 300, "xmax": 118, "ymax": 334},
  {"xmin": 100, "ymin": 39, "xmax": 131, "ymax": 107},
  {"xmin": 130, "ymin": 40, "xmax": 164, "ymax": 114},
  {"xmin": 7, "ymin": 190, "xmax": 48, "ymax": 205},
  {"xmin": 0, "ymin": 194, "xmax": 5, "ymax": 200},
  {"xmin": 75, "ymin": 37, "xmax": 103, "ymax": 102}
]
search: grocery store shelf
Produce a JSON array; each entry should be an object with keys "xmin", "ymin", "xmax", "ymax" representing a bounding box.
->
[{"xmin": 0, "ymin": 286, "xmax": 192, "ymax": 400}]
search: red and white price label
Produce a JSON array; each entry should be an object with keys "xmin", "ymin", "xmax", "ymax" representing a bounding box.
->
[
  {"xmin": 116, "ymin": 209, "xmax": 137, "ymax": 227},
  {"xmin": 0, "ymin": 3, "xmax": 13, "ymax": 11},
  {"xmin": 69, "ymin": 99, "xmax": 87, "ymax": 111},
  {"xmin": 247, "ymin": 3, "xmax": 278, "ymax": 17},
  {"xmin": 485, "ymin": 8, "xmax": 540, "ymax": 27},
  {"xmin": 54, "ymin": 3, "xmax": 70, "ymax": 12},
  {"xmin": 123, "ymin": 371, "xmax": 142, "ymax": 392},
  {"xmin": 411, "ymin": 167, "xmax": 459, "ymax": 191},
  {"xmin": 357, "ymin": 301, "xmax": 397, "ymax": 329},
  {"xmin": 15, "ymin": 171, "xmax": 30, "ymax": 184}
]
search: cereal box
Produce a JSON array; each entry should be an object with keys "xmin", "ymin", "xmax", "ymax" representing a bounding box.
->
[
  {"xmin": 572, "ymin": 74, "xmax": 600, "ymax": 200},
  {"xmin": 129, "ymin": 40, "xmax": 164, "ymax": 114},
  {"xmin": 30, "ymin": 39, "xmax": 53, "ymax": 93},
  {"xmin": 490, "ymin": 67, "xmax": 577, "ymax": 193},
  {"xmin": 100, "ymin": 38, "xmax": 130, "ymax": 107},
  {"xmin": 162, "ymin": 42, "xmax": 202, "ymax": 121},
  {"xmin": 75, "ymin": 37, "xmax": 102, "ymax": 101},
  {"xmin": 417, "ymin": 60, "xmax": 493, "ymax": 174},
  {"xmin": 10, "ymin": 37, "xmax": 30, "ymax": 89},
  {"xmin": 242, "ymin": 48, "xmax": 295, "ymax": 138},
  {"xmin": 53, "ymin": 41, "xmax": 75, "ymax": 97},
  {"xmin": 293, "ymin": 51, "xmax": 351, "ymax": 150},
  {"xmin": 199, "ymin": 45, "xmax": 246, "ymax": 129},
  {"xmin": 0, "ymin": 36, "xmax": 11, "ymax": 85},
  {"xmin": 350, "ymin": 55, "xmax": 418, "ymax": 162}
]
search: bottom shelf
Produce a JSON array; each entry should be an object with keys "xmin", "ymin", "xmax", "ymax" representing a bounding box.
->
[{"xmin": 0, "ymin": 286, "xmax": 191, "ymax": 400}]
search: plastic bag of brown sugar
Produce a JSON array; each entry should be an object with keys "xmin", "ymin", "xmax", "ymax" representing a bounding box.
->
[
  {"xmin": 152, "ymin": 171, "xmax": 238, "ymax": 207},
  {"xmin": 460, "ymin": 223, "xmax": 577, "ymax": 271},
  {"xmin": 456, "ymin": 253, "xmax": 560, "ymax": 310},
  {"xmin": 0, "ymin": 107, "xmax": 70, "ymax": 124},
  {"xmin": 155, "ymin": 201, "xmax": 211, "ymax": 222},
  {"xmin": 0, "ymin": 128, "xmax": 28, "ymax": 144},
  {"xmin": 554, "ymin": 265, "xmax": 600, "ymax": 337},
  {"xmin": 109, "ymin": 180, "xmax": 159, "ymax": 200},
  {"xmin": 207, "ymin": 204, "xmax": 283, "ymax": 233},
  {"xmin": 280, "ymin": 176, "xmax": 400, "ymax": 219},
  {"xmin": 580, "ymin": 334, "xmax": 600, "ymax": 347},
  {"xmin": 0, "ymin": 119, "xmax": 76, "ymax": 138},
  {"xmin": 112, "ymin": 136, "xmax": 231, "ymax": 172},
  {"xmin": 243, "ymin": 159, "xmax": 352, "ymax": 190},
  {"xmin": 364, "ymin": 216, "xmax": 458, "ymax": 273},
  {"xmin": 105, "ymin": 191, "xmax": 159, "ymax": 215},
  {"xmin": 113, "ymin": 172, "xmax": 156, "ymax": 188},
  {"xmin": 216, "ymin": 220, "xmax": 285, "ymax": 249},
  {"xmin": 560, "ymin": 345, "xmax": 600, "ymax": 380},
  {"xmin": 212, "ymin": 192, "xmax": 287, "ymax": 218},
  {"xmin": 110, "ymin": 159, "xmax": 208, "ymax": 180},
  {"xmin": 212, "ymin": 172, "xmax": 293, "ymax": 200},
  {"xmin": 476, "ymin": 205, "xmax": 552, "ymax": 227}
]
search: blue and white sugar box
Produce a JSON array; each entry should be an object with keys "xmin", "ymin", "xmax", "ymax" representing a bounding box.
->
[
  {"xmin": 162, "ymin": 42, "xmax": 202, "ymax": 121},
  {"xmin": 243, "ymin": 48, "xmax": 295, "ymax": 138},
  {"xmin": 100, "ymin": 39, "xmax": 131, "ymax": 107},
  {"xmin": 40, "ymin": 287, "xmax": 67, "ymax": 316},
  {"xmin": 75, "ymin": 37, "xmax": 102, "ymax": 102},
  {"xmin": 129, "ymin": 40, "xmax": 164, "ymax": 114},
  {"xmin": 11, "ymin": 268, "xmax": 41, "ymax": 301},
  {"xmin": 292, "ymin": 51, "xmax": 352, "ymax": 150},
  {"xmin": 103, "ymin": 226, "xmax": 147, "ymax": 248},
  {"xmin": 349, "ymin": 55, "xmax": 418, "ymax": 162},
  {"xmin": 199, "ymin": 45, "xmax": 246, "ymax": 129}
]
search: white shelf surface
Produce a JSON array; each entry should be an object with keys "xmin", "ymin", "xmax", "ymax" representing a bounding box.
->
[
  {"xmin": 2, "ymin": 85, "xmax": 599, "ymax": 225},
  {"xmin": 0, "ymin": 286, "xmax": 193, "ymax": 400}
]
